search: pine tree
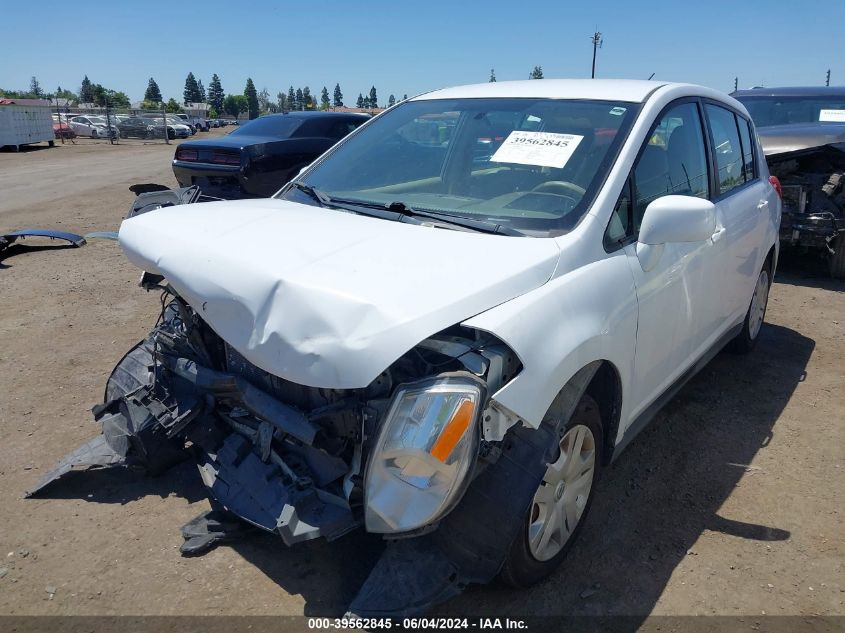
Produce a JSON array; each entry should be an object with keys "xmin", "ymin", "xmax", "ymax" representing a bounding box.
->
[
  {"xmin": 295, "ymin": 88, "xmax": 304, "ymax": 111},
  {"xmin": 197, "ymin": 79, "xmax": 206, "ymax": 103},
  {"xmin": 333, "ymin": 83, "xmax": 343, "ymax": 107},
  {"xmin": 302, "ymin": 86, "xmax": 312, "ymax": 110},
  {"xmin": 356, "ymin": 93, "xmax": 364, "ymax": 108},
  {"xmin": 529, "ymin": 65, "xmax": 544, "ymax": 79},
  {"xmin": 184, "ymin": 72, "xmax": 201, "ymax": 105},
  {"xmin": 144, "ymin": 78, "xmax": 162, "ymax": 103},
  {"xmin": 277, "ymin": 91, "xmax": 287, "ymax": 111},
  {"xmin": 244, "ymin": 78, "xmax": 259, "ymax": 119},
  {"xmin": 80, "ymin": 75, "xmax": 94, "ymax": 104},
  {"xmin": 208, "ymin": 74, "xmax": 225, "ymax": 112},
  {"xmin": 489, "ymin": 68, "xmax": 497, "ymax": 82},
  {"xmin": 388, "ymin": 94, "xmax": 396, "ymax": 107},
  {"xmin": 403, "ymin": 94, "xmax": 408, "ymax": 101},
  {"xmin": 287, "ymin": 86, "xmax": 296, "ymax": 111},
  {"xmin": 320, "ymin": 86, "xmax": 330, "ymax": 109},
  {"xmin": 368, "ymin": 86, "xmax": 378, "ymax": 108},
  {"xmin": 29, "ymin": 76, "xmax": 43, "ymax": 98}
]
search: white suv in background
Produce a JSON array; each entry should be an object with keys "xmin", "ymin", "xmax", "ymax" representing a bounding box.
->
[{"xmin": 38, "ymin": 79, "xmax": 781, "ymax": 616}]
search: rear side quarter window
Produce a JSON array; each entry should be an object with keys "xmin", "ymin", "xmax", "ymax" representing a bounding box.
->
[{"xmin": 736, "ymin": 116, "xmax": 757, "ymax": 182}]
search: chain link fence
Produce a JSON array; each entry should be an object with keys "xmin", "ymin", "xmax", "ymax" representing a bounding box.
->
[{"xmin": 52, "ymin": 104, "xmax": 212, "ymax": 146}]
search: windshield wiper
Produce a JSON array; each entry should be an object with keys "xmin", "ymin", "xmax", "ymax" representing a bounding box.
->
[
  {"xmin": 289, "ymin": 182, "xmax": 332, "ymax": 207},
  {"xmin": 288, "ymin": 187, "xmax": 521, "ymax": 236},
  {"xmin": 383, "ymin": 201, "xmax": 522, "ymax": 236},
  {"xmin": 324, "ymin": 196, "xmax": 521, "ymax": 236}
]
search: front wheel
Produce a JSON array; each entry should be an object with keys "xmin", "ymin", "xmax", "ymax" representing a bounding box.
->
[
  {"xmin": 500, "ymin": 393, "xmax": 603, "ymax": 587},
  {"xmin": 728, "ymin": 260, "xmax": 772, "ymax": 354}
]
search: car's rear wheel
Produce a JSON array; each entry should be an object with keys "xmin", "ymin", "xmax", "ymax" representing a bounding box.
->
[
  {"xmin": 500, "ymin": 393, "xmax": 603, "ymax": 588},
  {"xmin": 91, "ymin": 129, "xmax": 98, "ymax": 138},
  {"xmin": 828, "ymin": 235, "xmax": 845, "ymax": 279},
  {"xmin": 728, "ymin": 258, "xmax": 772, "ymax": 354}
]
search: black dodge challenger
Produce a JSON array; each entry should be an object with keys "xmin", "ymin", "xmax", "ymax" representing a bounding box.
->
[{"xmin": 172, "ymin": 111, "xmax": 370, "ymax": 199}]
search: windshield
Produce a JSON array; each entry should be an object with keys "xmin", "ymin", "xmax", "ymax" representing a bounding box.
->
[
  {"xmin": 735, "ymin": 95, "xmax": 845, "ymax": 127},
  {"xmin": 277, "ymin": 98, "xmax": 637, "ymax": 234},
  {"xmin": 229, "ymin": 116, "xmax": 303, "ymax": 138}
]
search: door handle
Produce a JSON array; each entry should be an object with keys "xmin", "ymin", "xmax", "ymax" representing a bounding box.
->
[
  {"xmin": 757, "ymin": 200, "xmax": 769, "ymax": 210},
  {"xmin": 711, "ymin": 226, "xmax": 726, "ymax": 243}
]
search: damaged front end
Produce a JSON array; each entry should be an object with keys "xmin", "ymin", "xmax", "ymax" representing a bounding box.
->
[
  {"xmin": 766, "ymin": 142, "xmax": 845, "ymax": 275},
  {"xmin": 31, "ymin": 278, "xmax": 545, "ymax": 615}
]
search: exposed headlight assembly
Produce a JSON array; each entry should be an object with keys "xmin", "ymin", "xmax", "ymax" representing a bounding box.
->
[{"xmin": 364, "ymin": 374, "xmax": 485, "ymax": 534}]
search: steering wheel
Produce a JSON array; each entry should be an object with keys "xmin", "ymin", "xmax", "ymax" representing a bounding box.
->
[{"xmin": 531, "ymin": 180, "xmax": 586, "ymax": 197}]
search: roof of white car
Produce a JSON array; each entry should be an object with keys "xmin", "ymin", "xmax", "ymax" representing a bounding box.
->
[{"xmin": 414, "ymin": 79, "xmax": 671, "ymax": 103}]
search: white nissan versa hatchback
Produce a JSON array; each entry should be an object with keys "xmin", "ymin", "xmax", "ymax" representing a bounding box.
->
[{"xmin": 35, "ymin": 80, "xmax": 781, "ymax": 615}]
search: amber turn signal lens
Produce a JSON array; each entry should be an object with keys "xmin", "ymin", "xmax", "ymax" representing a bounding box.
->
[{"xmin": 430, "ymin": 399, "xmax": 475, "ymax": 462}]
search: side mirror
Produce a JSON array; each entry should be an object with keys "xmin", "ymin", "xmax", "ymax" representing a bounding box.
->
[{"xmin": 636, "ymin": 195, "xmax": 716, "ymax": 271}]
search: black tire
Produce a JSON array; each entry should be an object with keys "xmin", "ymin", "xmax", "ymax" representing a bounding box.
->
[
  {"xmin": 728, "ymin": 256, "xmax": 773, "ymax": 354},
  {"xmin": 500, "ymin": 393, "xmax": 603, "ymax": 588},
  {"xmin": 828, "ymin": 235, "xmax": 845, "ymax": 280},
  {"xmin": 91, "ymin": 129, "xmax": 98, "ymax": 138}
]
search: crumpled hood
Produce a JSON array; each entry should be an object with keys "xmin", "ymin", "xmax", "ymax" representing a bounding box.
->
[
  {"xmin": 758, "ymin": 123, "xmax": 845, "ymax": 156},
  {"xmin": 119, "ymin": 199, "xmax": 560, "ymax": 389}
]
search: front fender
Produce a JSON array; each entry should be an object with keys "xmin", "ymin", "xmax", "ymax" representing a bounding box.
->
[{"xmin": 463, "ymin": 253, "xmax": 638, "ymax": 439}]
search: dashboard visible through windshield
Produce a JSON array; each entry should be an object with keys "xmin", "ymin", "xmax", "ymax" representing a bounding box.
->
[{"xmin": 277, "ymin": 98, "xmax": 639, "ymax": 235}]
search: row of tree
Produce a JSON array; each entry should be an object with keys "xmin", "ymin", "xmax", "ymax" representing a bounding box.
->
[
  {"xmin": 0, "ymin": 75, "xmax": 130, "ymax": 108},
  {"xmin": 488, "ymin": 66, "xmax": 545, "ymax": 82},
  {"xmin": 145, "ymin": 73, "xmax": 398, "ymax": 120},
  {"xmin": 2, "ymin": 72, "xmax": 408, "ymax": 118}
]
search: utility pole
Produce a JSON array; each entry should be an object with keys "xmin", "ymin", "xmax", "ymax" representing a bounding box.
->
[
  {"xmin": 590, "ymin": 31, "xmax": 603, "ymax": 79},
  {"xmin": 826, "ymin": 69, "xmax": 831, "ymax": 87}
]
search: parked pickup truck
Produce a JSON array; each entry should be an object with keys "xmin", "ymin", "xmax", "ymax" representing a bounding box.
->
[{"xmin": 174, "ymin": 113, "xmax": 210, "ymax": 133}]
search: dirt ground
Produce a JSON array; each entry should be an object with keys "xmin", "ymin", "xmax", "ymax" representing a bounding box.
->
[{"xmin": 0, "ymin": 135, "xmax": 842, "ymax": 622}]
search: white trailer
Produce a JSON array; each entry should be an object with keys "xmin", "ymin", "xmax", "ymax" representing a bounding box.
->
[{"xmin": 0, "ymin": 98, "xmax": 54, "ymax": 151}]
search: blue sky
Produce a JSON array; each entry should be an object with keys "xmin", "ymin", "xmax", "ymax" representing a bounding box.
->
[{"xmin": 1, "ymin": 0, "xmax": 842, "ymax": 104}]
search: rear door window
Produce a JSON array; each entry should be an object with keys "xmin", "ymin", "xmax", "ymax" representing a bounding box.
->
[{"xmin": 705, "ymin": 104, "xmax": 746, "ymax": 195}]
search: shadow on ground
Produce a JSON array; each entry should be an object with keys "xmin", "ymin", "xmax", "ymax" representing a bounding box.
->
[
  {"xmin": 0, "ymin": 243, "xmax": 82, "ymax": 269},
  {"xmin": 776, "ymin": 249, "xmax": 845, "ymax": 292}
]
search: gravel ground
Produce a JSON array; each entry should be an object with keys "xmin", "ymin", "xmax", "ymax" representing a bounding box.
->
[{"xmin": 0, "ymin": 137, "xmax": 842, "ymax": 621}]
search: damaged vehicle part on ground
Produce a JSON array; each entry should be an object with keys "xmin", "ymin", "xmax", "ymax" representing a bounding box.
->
[
  {"xmin": 0, "ymin": 229, "xmax": 86, "ymax": 255},
  {"xmin": 32, "ymin": 79, "xmax": 781, "ymax": 616},
  {"xmin": 732, "ymin": 86, "xmax": 845, "ymax": 277}
]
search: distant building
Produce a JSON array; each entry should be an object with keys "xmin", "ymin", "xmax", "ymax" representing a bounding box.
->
[{"xmin": 184, "ymin": 102, "xmax": 209, "ymax": 117}]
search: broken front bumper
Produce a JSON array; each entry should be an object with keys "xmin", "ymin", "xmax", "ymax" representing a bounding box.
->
[{"xmin": 28, "ymin": 294, "xmax": 544, "ymax": 616}]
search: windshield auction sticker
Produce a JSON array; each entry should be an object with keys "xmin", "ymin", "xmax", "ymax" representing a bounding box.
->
[
  {"xmin": 819, "ymin": 109, "xmax": 845, "ymax": 123},
  {"xmin": 490, "ymin": 131, "xmax": 584, "ymax": 169}
]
